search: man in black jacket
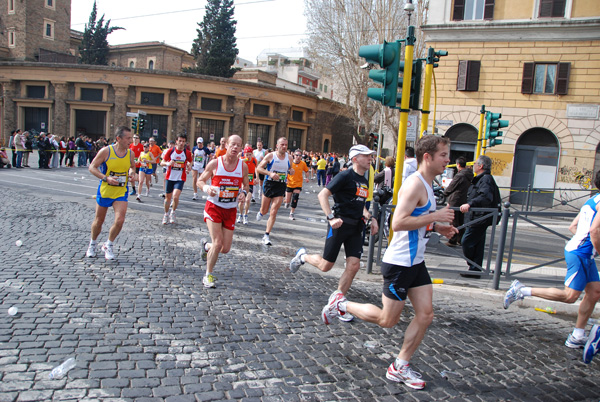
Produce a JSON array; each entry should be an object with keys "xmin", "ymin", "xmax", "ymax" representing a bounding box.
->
[
  {"xmin": 444, "ymin": 157, "xmax": 473, "ymax": 246},
  {"xmin": 459, "ymin": 155, "xmax": 499, "ymax": 277}
]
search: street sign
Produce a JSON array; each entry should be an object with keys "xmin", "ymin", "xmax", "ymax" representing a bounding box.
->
[
  {"xmin": 126, "ymin": 112, "xmax": 138, "ymax": 117},
  {"xmin": 209, "ymin": 133, "xmax": 215, "ymax": 140},
  {"xmin": 406, "ymin": 115, "xmax": 417, "ymax": 141},
  {"xmin": 41, "ymin": 122, "xmax": 46, "ymax": 129},
  {"xmin": 152, "ymin": 129, "xmax": 158, "ymax": 136},
  {"xmin": 137, "ymin": 110, "xmax": 147, "ymax": 116},
  {"xmin": 437, "ymin": 119, "xmax": 453, "ymax": 126}
]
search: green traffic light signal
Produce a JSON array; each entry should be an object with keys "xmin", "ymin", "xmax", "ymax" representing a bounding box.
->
[
  {"xmin": 131, "ymin": 117, "xmax": 138, "ymax": 131},
  {"xmin": 485, "ymin": 112, "xmax": 509, "ymax": 147},
  {"xmin": 359, "ymin": 41, "xmax": 401, "ymax": 107}
]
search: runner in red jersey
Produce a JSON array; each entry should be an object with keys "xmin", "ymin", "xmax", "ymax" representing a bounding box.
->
[
  {"xmin": 197, "ymin": 135, "xmax": 249, "ymax": 288},
  {"xmin": 160, "ymin": 134, "xmax": 193, "ymax": 224},
  {"xmin": 128, "ymin": 134, "xmax": 143, "ymax": 195},
  {"xmin": 237, "ymin": 145, "xmax": 257, "ymax": 225}
]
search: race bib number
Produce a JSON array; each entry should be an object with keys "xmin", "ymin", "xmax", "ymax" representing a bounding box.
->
[
  {"xmin": 276, "ymin": 171, "xmax": 287, "ymax": 181},
  {"xmin": 109, "ymin": 171, "xmax": 127, "ymax": 187},
  {"xmin": 356, "ymin": 186, "xmax": 368, "ymax": 199},
  {"xmin": 248, "ymin": 173, "xmax": 254, "ymax": 181},
  {"xmin": 218, "ymin": 185, "xmax": 239, "ymax": 203},
  {"xmin": 172, "ymin": 161, "xmax": 185, "ymax": 171},
  {"xmin": 194, "ymin": 155, "xmax": 204, "ymax": 163}
]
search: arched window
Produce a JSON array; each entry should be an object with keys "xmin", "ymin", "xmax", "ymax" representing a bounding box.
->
[
  {"xmin": 129, "ymin": 61, "xmax": 135, "ymax": 68},
  {"xmin": 148, "ymin": 60, "xmax": 154, "ymax": 70}
]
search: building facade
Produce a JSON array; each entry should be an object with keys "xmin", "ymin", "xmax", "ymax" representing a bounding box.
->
[{"xmin": 423, "ymin": 0, "xmax": 600, "ymax": 206}]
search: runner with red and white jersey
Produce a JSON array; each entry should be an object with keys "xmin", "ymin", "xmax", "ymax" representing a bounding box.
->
[
  {"xmin": 128, "ymin": 134, "xmax": 143, "ymax": 196},
  {"xmin": 237, "ymin": 146, "xmax": 258, "ymax": 225},
  {"xmin": 197, "ymin": 135, "xmax": 249, "ymax": 288},
  {"xmin": 160, "ymin": 134, "xmax": 192, "ymax": 224}
]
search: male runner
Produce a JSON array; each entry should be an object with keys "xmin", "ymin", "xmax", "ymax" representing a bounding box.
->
[
  {"xmin": 128, "ymin": 134, "xmax": 143, "ymax": 195},
  {"xmin": 256, "ymin": 137, "xmax": 294, "ymax": 245},
  {"xmin": 214, "ymin": 137, "xmax": 227, "ymax": 159},
  {"xmin": 316, "ymin": 136, "xmax": 456, "ymax": 389},
  {"xmin": 285, "ymin": 150, "xmax": 309, "ymax": 220},
  {"xmin": 86, "ymin": 126, "xmax": 137, "ymax": 260},
  {"xmin": 197, "ymin": 135, "xmax": 249, "ymax": 288},
  {"xmin": 160, "ymin": 134, "xmax": 192, "ymax": 224},
  {"xmin": 148, "ymin": 137, "xmax": 162, "ymax": 184},
  {"xmin": 504, "ymin": 171, "xmax": 600, "ymax": 364},
  {"xmin": 253, "ymin": 141, "xmax": 267, "ymax": 201},
  {"xmin": 289, "ymin": 144, "xmax": 378, "ymax": 322},
  {"xmin": 237, "ymin": 146, "xmax": 258, "ymax": 225},
  {"xmin": 191, "ymin": 137, "xmax": 212, "ymax": 200}
]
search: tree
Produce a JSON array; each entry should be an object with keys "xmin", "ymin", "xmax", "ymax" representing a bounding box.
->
[
  {"xmin": 78, "ymin": 1, "xmax": 123, "ymax": 65},
  {"xmin": 186, "ymin": 0, "xmax": 239, "ymax": 78},
  {"xmin": 305, "ymin": 0, "xmax": 428, "ymax": 146}
]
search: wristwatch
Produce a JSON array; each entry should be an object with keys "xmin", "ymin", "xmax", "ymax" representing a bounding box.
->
[
  {"xmin": 327, "ymin": 213, "xmax": 335, "ymax": 220},
  {"xmin": 102, "ymin": 176, "xmax": 107, "ymax": 182}
]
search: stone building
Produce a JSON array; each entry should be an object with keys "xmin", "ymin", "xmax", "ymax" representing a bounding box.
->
[{"xmin": 423, "ymin": 0, "xmax": 600, "ymax": 206}]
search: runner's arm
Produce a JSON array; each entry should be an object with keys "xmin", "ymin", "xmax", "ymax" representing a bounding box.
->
[
  {"xmin": 197, "ymin": 159, "xmax": 218, "ymax": 197},
  {"xmin": 589, "ymin": 206, "xmax": 600, "ymax": 252},
  {"xmin": 569, "ymin": 213, "xmax": 580, "ymax": 235},
  {"xmin": 256, "ymin": 154, "xmax": 274, "ymax": 178}
]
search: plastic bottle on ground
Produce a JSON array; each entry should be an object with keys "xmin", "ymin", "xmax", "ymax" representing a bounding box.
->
[{"xmin": 49, "ymin": 357, "xmax": 76, "ymax": 380}]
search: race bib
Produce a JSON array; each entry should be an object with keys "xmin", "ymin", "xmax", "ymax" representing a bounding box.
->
[
  {"xmin": 109, "ymin": 171, "xmax": 127, "ymax": 187},
  {"xmin": 248, "ymin": 173, "xmax": 254, "ymax": 181},
  {"xmin": 194, "ymin": 155, "xmax": 204, "ymax": 163},
  {"xmin": 218, "ymin": 185, "xmax": 239, "ymax": 203},
  {"xmin": 172, "ymin": 161, "xmax": 185, "ymax": 171},
  {"xmin": 276, "ymin": 171, "xmax": 287, "ymax": 181},
  {"xmin": 356, "ymin": 186, "xmax": 368, "ymax": 198}
]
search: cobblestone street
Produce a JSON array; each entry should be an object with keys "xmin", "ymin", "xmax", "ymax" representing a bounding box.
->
[{"xmin": 1, "ymin": 168, "xmax": 599, "ymax": 401}]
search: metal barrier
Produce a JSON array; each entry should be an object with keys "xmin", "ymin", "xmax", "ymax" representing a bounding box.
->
[{"xmin": 501, "ymin": 185, "xmax": 593, "ymax": 213}]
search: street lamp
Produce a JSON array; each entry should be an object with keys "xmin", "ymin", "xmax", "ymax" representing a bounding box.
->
[{"xmin": 404, "ymin": 0, "xmax": 415, "ymax": 25}]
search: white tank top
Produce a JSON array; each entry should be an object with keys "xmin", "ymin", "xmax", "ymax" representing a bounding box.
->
[
  {"xmin": 207, "ymin": 156, "xmax": 244, "ymax": 209},
  {"xmin": 266, "ymin": 152, "xmax": 290, "ymax": 183},
  {"xmin": 382, "ymin": 172, "xmax": 436, "ymax": 267}
]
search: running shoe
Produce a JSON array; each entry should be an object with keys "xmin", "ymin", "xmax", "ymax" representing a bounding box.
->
[
  {"xmin": 289, "ymin": 213, "xmax": 295, "ymax": 220},
  {"xmin": 565, "ymin": 333, "xmax": 587, "ymax": 349},
  {"xmin": 262, "ymin": 234, "xmax": 272, "ymax": 246},
  {"xmin": 284, "ymin": 203, "xmax": 289, "ymax": 209},
  {"xmin": 503, "ymin": 279, "xmax": 525, "ymax": 309},
  {"xmin": 338, "ymin": 312, "xmax": 355, "ymax": 322},
  {"xmin": 386, "ymin": 362, "xmax": 426, "ymax": 389},
  {"xmin": 256, "ymin": 212, "xmax": 263, "ymax": 221},
  {"xmin": 237, "ymin": 214, "xmax": 242, "ymax": 223},
  {"xmin": 144, "ymin": 190, "xmax": 149, "ymax": 197},
  {"xmin": 136, "ymin": 195, "xmax": 142, "ymax": 203},
  {"xmin": 160, "ymin": 193, "xmax": 165, "ymax": 198},
  {"xmin": 85, "ymin": 244, "xmax": 96, "ymax": 258},
  {"xmin": 289, "ymin": 248, "xmax": 306, "ymax": 273},
  {"xmin": 321, "ymin": 291, "xmax": 346, "ymax": 325},
  {"xmin": 193, "ymin": 193, "xmax": 198, "ymax": 200},
  {"xmin": 584, "ymin": 324, "xmax": 600, "ymax": 364},
  {"xmin": 101, "ymin": 243, "xmax": 115, "ymax": 260},
  {"xmin": 169, "ymin": 211, "xmax": 176, "ymax": 224},
  {"xmin": 200, "ymin": 238, "xmax": 208, "ymax": 262},
  {"xmin": 327, "ymin": 290, "xmax": 354, "ymax": 322},
  {"xmin": 130, "ymin": 188, "xmax": 136, "ymax": 196},
  {"xmin": 251, "ymin": 198, "xmax": 256, "ymax": 203},
  {"xmin": 203, "ymin": 274, "xmax": 216, "ymax": 288},
  {"xmin": 243, "ymin": 215, "xmax": 248, "ymax": 225},
  {"xmin": 162, "ymin": 213, "xmax": 169, "ymax": 225}
]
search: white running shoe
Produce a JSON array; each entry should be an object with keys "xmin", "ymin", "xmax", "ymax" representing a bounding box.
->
[
  {"xmin": 289, "ymin": 248, "xmax": 306, "ymax": 273},
  {"xmin": 237, "ymin": 214, "xmax": 242, "ymax": 223},
  {"xmin": 144, "ymin": 190, "xmax": 149, "ymax": 197},
  {"xmin": 284, "ymin": 203, "xmax": 289, "ymax": 209},
  {"xmin": 262, "ymin": 234, "xmax": 272, "ymax": 246},
  {"xmin": 169, "ymin": 211, "xmax": 176, "ymax": 224},
  {"xmin": 86, "ymin": 244, "xmax": 96, "ymax": 258},
  {"xmin": 289, "ymin": 213, "xmax": 295, "ymax": 220},
  {"xmin": 243, "ymin": 215, "xmax": 248, "ymax": 225},
  {"xmin": 256, "ymin": 212, "xmax": 263, "ymax": 221},
  {"xmin": 203, "ymin": 274, "xmax": 216, "ymax": 288},
  {"xmin": 136, "ymin": 195, "xmax": 142, "ymax": 202},
  {"xmin": 321, "ymin": 291, "xmax": 346, "ymax": 325},
  {"xmin": 162, "ymin": 213, "xmax": 169, "ymax": 225},
  {"xmin": 503, "ymin": 279, "xmax": 525, "ymax": 309},
  {"xmin": 101, "ymin": 243, "xmax": 115, "ymax": 260},
  {"xmin": 193, "ymin": 193, "xmax": 198, "ymax": 200},
  {"xmin": 386, "ymin": 362, "xmax": 426, "ymax": 389}
]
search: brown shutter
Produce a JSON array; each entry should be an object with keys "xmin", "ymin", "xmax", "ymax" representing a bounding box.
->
[
  {"xmin": 466, "ymin": 61, "xmax": 481, "ymax": 91},
  {"xmin": 540, "ymin": 0, "xmax": 565, "ymax": 17},
  {"xmin": 552, "ymin": 0, "xmax": 566, "ymax": 17},
  {"xmin": 457, "ymin": 60, "xmax": 468, "ymax": 90},
  {"xmin": 555, "ymin": 62, "xmax": 570, "ymax": 95},
  {"xmin": 453, "ymin": 0, "xmax": 465, "ymax": 21},
  {"xmin": 539, "ymin": 0, "xmax": 552, "ymax": 17},
  {"xmin": 521, "ymin": 62, "xmax": 535, "ymax": 94},
  {"xmin": 484, "ymin": 0, "xmax": 495, "ymax": 20}
]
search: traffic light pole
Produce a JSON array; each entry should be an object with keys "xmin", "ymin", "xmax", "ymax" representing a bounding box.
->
[
  {"xmin": 390, "ymin": 26, "xmax": 416, "ymax": 242},
  {"xmin": 419, "ymin": 49, "xmax": 434, "ymax": 138},
  {"xmin": 476, "ymin": 105, "xmax": 486, "ymax": 158}
]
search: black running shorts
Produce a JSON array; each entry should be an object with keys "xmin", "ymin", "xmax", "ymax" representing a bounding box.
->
[
  {"xmin": 381, "ymin": 261, "xmax": 431, "ymax": 301},
  {"xmin": 263, "ymin": 181, "xmax": 286, "ymax": 198},
  {"xmin": 322, "ymin": 221, "xmax": 364, "ymax": 263}
]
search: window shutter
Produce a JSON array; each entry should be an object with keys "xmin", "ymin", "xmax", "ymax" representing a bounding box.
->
[
  {"xmin": 540, "ymin": 0, "xmax": 565, "ymax": 17},
  {"xmin": 555, "ymin": 62, "xmax": 570, "ymax": 95},
  {"xmin": 484, "ymin": 0, "xmax": 495, "ymax": 20},
  {"xmin": 521, "ymin": 62, "xmax": 535, "ymax": 94},
  {"xmin": 539, "ymin": 0, "xmax": 552, "ymax": 17},
  {"xmin": 457, "ymin": 60, "xmax": 468, "ymax": 90},
  {"xmin": 466, "ymin": 61, "xmax": 481, "ymax": 91},
  {"xmin": 453, "ymin": 0, "xmax": 465, "ymax": 21}
]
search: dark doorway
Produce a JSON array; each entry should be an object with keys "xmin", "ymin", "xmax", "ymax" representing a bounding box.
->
[
  {"xmin": 510, "ymin": 128, "xmax": 559, "ymax": 207},
  {"xmin": 24, "ymin": 107, "xmax": 49, "ymax": 134},
  {"xmin": 75, "ymin": 110, "xmax": 106, "ymax": 140},
  {"xmin": 140, "ymin": 114, "xmax": 168, "ymax": 145},
  {"xmin": 444, "ymin": 123, "xmax": 477, "ymax": 164},
  {"xmin": 323, "ymin": 139, "xmax": 330, "ymax": 154}
]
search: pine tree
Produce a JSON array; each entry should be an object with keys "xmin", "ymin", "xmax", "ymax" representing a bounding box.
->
[
  {"xmin": 78, "ymin": 1, "xmax": 123, "ymax": 65},
  {"xmin": 186, "ymin": 0, "xmax": 239, "ymax": 78}
]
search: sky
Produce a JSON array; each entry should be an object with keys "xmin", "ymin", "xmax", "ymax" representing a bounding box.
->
[{"xmin": 70, "ymin": 0, "xmax": 308, "ymax": 62}]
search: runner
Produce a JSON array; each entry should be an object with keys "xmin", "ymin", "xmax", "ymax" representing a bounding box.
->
[
  {"xmin": 135, "ymin": 143, "xmax": 157, "ymax": 202},
  {"xmin": 214, "ymin": 137, "xmax": 227, "ymax": 159},
  {"xmin": 197, "ymin": 135, "xmax": 249, "ymax": 288},
  {"xmin": 86, "ymin": 126, "xmax": 137, "ymax": 260},
  {"xmin": 252, "ymin": 141, "xmax": 267, "ymax": 201},
  {"xmin": 256, "ymin": 137, "xmax": 294, "ymax": 246},
  {"xmin": 288, "ymin": 145, "xmax": 378, "ymax": 323},
  {"xmin": 504, "ymin": 172, "xmax": 600, "ymax": 364},
  {"xmin": 159, "ymin": 140, "xmax": 174, "ymax": 198},
  {"xmin": 148, "ymin": 137, "xmax": 162, "ymax": 184},
  {"xmin": 311, "ymin": 136, "xmax": 456, "ymax": 390},
  {"xmin": 128, "ymin": 134, "xmax": 143, "ymax": 195},
  {"xmin": 237, "ymin": 146, "xmax": 258, "ymax": 225},
  {"xmin": 284, "ymin": 150, "xmax": 309, "ymax": 220},
  {"xmin": 160, "ymin": 134, "xmax": 192, "ymax": 224},
  {"xmin": 191, "ymin": 137, "xmax": 212, "ymax": 200}
]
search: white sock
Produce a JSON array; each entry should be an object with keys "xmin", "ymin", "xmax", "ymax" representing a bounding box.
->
[
  {"xmin": 521, "ymin": 287, "xmax": 532, "ymax": 297},
  {"xmin": 338, "ymin": 300, "xmax": 347, "ymax": 312},
  {"xmin": 106, "ymin": 240, "xmax": 113, "ymax": 247},
  {"xmin": 573, "ymin": 328, "xmax": 585, "ymax": 339},
  {"xmin": 194, "ymin": 193, "xmax": 197, "ymax": 197},
  {"xmin": 300, "ymin": 254, "xmax": 306, "ymax": 264},
  {"xmin": 89, "ymin": 239, "xmax": 96, "ymax": 246},
  {"xmin": 394, "ymin": 358, "xmax": 409, "ymax": 369}
]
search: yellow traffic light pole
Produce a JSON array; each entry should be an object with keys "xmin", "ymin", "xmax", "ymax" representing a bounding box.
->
[
  {"xmin": 419, "ymin": 51, "xmax": 434, "ymax": 138},
  {"xmin": 476, "ymin": 105, "xmax": 486, "ymax": 159}
]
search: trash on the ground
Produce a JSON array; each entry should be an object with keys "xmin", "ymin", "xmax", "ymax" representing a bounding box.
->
[
  {"xmin": 320, "ymin": 219, "xmax": 326, "ymax": 223},
  {"xmin": 534, "ymin": 307, "xmax": 556, "ymax": 314},
  {"xmin": 81, "ymin": 176, "xmax": 85, "ymax": 180},
  {"xmin": 306, "ymin": 218, "xmax": 316, "ymax": 222},
  {"xmin": 363, "ymin": 340, "xmax": 378, "ymax": 348},
  {"xmin": 15, "ymin": 240, "xmax": 22, "ymax": 247},
  {"xmin": 49, "ymin": 357, "xmax": 77, "ymax": 380},
  {"xmin": 8, "ymin": 306, "xmax": 18, "ymax": 316},
  {"xmin": 440, "ymin": 370, "xmax": 459, "ymax": 379},
  {"xmin": 74, "ymin": 178, "xmax": 77, "ymax": 181},
  {"xmin": 432, "ymin": 278, "xmax": 444, "ymax": 284}
]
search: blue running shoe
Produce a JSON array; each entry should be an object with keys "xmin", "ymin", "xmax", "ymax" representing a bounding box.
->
[{"xmin": 583, "ymin": 324, "xmax": 600, "ymax": 364}]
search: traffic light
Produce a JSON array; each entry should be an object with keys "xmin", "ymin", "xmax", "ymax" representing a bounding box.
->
[
  {"xmin": 428, "ymin": 49, "xmax": 448, "ymax": 68},
  {"xmin": 370, "ymin": 133, "xmax": 380, "ymax": 148},
  {"xmin": 131, "ymin": 117, "xmax": 138, "ymax": 132},
  {"xmin": 138, "ymin": 118, "xmax": 145, "ymax": 132},
  {"xmin": 398, "ymin": 60, "xmax": 423, "ymax": 110},
  {"xmin": 485, "ymin": 112, "xmax": 509, "ymax": 147},
  {"xmin": 359, "ymin": 41, "xmax": 401, "ymax": 107}
]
